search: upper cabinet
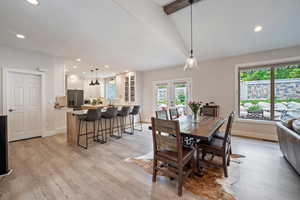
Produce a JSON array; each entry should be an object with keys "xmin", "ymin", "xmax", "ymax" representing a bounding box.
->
[{"xmin": 124, "ymin": 73, "xmax": 136, "ymax": 102}]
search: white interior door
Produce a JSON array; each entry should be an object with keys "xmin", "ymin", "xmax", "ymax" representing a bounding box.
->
[
  {"xmin": 154, "ymin": 79, "xmax": 191, "ymax": 115},
  {"xmin": 7, "ymin": 72, "xmax": 42, "ymax": 141}
]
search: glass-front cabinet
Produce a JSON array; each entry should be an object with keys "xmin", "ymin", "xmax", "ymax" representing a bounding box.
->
[{"xmin": 124, "ymin": 74, "xmax": 136, "ymax": 102}]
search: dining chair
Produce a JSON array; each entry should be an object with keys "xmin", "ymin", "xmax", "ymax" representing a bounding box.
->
[
  {"xmin": 151, "ymin": 117, "xmax": 195, "ymax": 196},
  {"xmin": 213, "ymin": 111, "xmax": 234, "ymax": 154},
  {"xmin": 197, "ymin": 112, "xmax": 234, "ymax": 177},
  {"xmin": 169, "ymin": 108, "xmax": 180, "ymax": 120},
  {"xmin": 155, "ymin": 110, "xmax": 169, "ymax": 120}
]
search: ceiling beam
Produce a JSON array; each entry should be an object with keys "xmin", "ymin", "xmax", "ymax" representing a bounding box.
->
[{"xmin": 164, "ymin": 0, "xmax": 202, "ymax": 15}]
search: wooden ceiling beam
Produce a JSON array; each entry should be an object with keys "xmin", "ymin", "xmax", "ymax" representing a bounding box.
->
[{"xmin": 164, "ymin": 0, "xmax": 202, "ymax": 15}]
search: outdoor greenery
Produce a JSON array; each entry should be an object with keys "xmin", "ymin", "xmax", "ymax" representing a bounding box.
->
[
  {"xmin": 247, "ymin": 105, "xmax": 263, "ymax": 112},
  {"xmin": 176, "ymin": 93, "xmax": 186, "ymax": 105},
  {"xmin": 240, "ymin": 98, "xmax": 300, "ymax": 104},
  {"xmin": 240, "ymin": 65, "xmax": 300, "ymax": 81}
]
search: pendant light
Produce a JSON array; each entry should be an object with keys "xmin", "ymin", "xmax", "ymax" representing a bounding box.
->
[
  {"xmin": 89, "ymin": 70, "xmax": 95, "ymax": 86},
  {"xmin": 95, "ymin": 68, "xmax": 100, "ymax": 85},
  {"xmin": 184, "ymin": 0, "xmax": 198, "ymax": 71}
]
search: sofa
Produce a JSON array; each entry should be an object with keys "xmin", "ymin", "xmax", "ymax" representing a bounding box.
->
[{"xmin": 277, "ymin": 121, "xmax": 300, "ymax": 175}]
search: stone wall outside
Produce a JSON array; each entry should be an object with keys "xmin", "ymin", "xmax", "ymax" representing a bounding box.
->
[{"xmin": 240, "ymin": 78, "xmax": 300, "ymax": 100}]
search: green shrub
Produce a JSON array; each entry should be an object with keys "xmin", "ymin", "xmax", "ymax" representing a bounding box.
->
[{"xmin": 247, "ymin": 105, "xmax": 263, "ymax": 112}]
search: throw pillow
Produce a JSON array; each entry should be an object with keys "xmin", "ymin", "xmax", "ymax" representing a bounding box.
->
[{"xmin": 292, "ymin": 119, "xmax": 300, "ymax": 135}]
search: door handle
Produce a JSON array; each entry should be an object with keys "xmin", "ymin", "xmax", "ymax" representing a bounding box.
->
[{"xmin": 8, "ymin": 109, "xmax": 15, "ymax": 112}]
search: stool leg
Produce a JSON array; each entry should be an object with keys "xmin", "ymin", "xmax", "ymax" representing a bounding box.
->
[
  {"xmin": 77, "ymin": 119, "xmax": 81, "ymax": 147},
  {"xmin": 139, "ymin": 113, "xmax": 143, "ymax": 131},
  {"xmin": 93, "ymin": 121, "xmax": 96, "ymax": 141},
  {"xmin": 85, "ymin": 121, "xmax": 88, "ymax": 149}
]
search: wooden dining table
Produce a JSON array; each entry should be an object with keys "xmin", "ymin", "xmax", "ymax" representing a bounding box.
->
[
  {"xmin": 149, "ymin": 115, "xmax": 225, "ymax": 142},
  {"xmin": 149, "ymin": 115, "xmax": 226, "ymax": 175}
]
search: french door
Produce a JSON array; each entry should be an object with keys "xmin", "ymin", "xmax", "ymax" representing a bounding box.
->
[
  {"xmin": 154, "ymin": 79, "xmax": 192, "ymax": 116},
  {"xmin": 6, "ymin": 72, "xmax": 42, "ymax": 141}
]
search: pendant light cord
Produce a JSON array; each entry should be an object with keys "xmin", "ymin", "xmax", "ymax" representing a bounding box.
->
[{"xmin": 190, "ymin": 0, "xmax": 193, "ymax": 57}]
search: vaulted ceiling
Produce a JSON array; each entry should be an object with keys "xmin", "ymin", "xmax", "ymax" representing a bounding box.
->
[{"xmin": 0, "ymin": 0, "xmax": 299, "ymax": 74}]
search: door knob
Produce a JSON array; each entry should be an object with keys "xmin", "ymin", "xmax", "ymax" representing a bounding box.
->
[{"xmin": 8, "ymin": 109, "xmax": 15, "ymax": 112}]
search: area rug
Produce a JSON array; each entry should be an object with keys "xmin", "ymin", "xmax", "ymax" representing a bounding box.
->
[{"xmin": 125, "ymin": 152, "xmax": 245, "ymax": 200}]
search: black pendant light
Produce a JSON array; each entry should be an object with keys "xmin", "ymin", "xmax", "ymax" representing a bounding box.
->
[
  {"xmin": 89, "ymin": 70, "xmax": 95, "ymax": 86},
  {"xmin": 95, "ymin": 68, "xmax": 100, "ymax": 85},
  {"xmin": 184, "ymin": 0, "xmax": 198, "ymax": 71}
]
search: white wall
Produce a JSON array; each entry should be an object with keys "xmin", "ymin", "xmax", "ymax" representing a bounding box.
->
[
  {"xmin": 141, "ymin": 45, "xmax": 300, "ymax": 141},
  {"xmin": 0, "ymin": 45, "xmax": 69, "ymax": 135}
]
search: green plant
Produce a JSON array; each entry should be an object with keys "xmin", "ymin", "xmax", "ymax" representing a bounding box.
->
[
  {"xmin": 240, "ymin": 64, "xmax": 300, "ymax": 81},
  {"xmin": 247, "ymin": 105, "xmax": 262, "ymax": 112},
  {"xmin": 176, "ymin": 94, "xmax": 186, "ymax": 105}
]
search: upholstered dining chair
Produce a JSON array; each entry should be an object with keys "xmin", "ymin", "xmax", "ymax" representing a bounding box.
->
[
  {"xmin": 151, "ymin": 117, "xmax": 195, "ymax": 196},
  {"xmin": 197, "ymin": 112, "xmax": 234, "ymax": 177},
  {"xmin": 169, "ymin": 108, "xmax": 180, "ymax": 120},
  {"xmin": 155, "ymin": 110, "xmax": 169, "ymax": 120}
]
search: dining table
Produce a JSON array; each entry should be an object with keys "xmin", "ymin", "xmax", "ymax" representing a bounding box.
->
[
  {"xmin": 149, "ymin": 115, "xmax": 225, "ymax": 142},
  {"xmin": 149, "ymin": 115, "xmax": 226, "ymax": 175}
]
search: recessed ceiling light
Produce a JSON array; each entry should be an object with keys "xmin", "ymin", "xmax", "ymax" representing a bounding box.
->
[
  {"xmin": 76, "ymin": 58, "xmax": 81, "ymax": 62},
  {"xmin": 254, "ymin": 25, "xmax": 263, "ymax": 32},
  {"xmin": 104, "ymin": 65, "xmax": 109, "ymax": 69},
  {"xmin": 73, "ymin": 66, "xmax": 77, "ymax": 69},
  {"xmin": 26, "ymin": 0, "xmax": 39, "ymax": 5},
  {"xmin": 16, "ymin": 34, "xmax": 26, "ymax": 39}
]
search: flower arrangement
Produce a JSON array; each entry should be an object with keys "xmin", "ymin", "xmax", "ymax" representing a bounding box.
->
[{"xmin": 188, "ymin": 101, "xmax": 203, "ymax": 121}]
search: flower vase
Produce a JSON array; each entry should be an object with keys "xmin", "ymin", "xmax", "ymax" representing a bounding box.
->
[{"xmin": 192, "ymin": 110, "xmax": 199, "ymax": 122}]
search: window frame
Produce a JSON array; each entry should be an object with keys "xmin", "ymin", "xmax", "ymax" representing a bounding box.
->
[{"xmin": 235, "ymin": 57, "xmax": 300, "ymax": 122}]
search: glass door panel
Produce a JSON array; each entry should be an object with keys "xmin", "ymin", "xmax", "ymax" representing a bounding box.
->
[
  {"xmin": 154, "ymin": 79, "xmax": 191, "ymax": 116},
  {"xmin": 173, "ymin": 81, "xmax": 190, "ymax": 116},
  {"xmin": 155, "ymin": 83, "xmax": 170, "ymax": 110}
]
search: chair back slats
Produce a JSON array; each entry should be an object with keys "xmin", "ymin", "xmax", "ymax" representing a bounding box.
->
[
  {"xmin": 155, "ymin": 110, "xmax": 169, "ymax": 120},
  {"xmin": 151, "ymin": 117, "xmax": 182, "ymax": 161},
  {"xmin": 222, "ymin": 112, "xmax": 234, "ymax": 152},
  {"xmin": 169, "ymin": 108, "xmax": 179, "ymax": 120}
]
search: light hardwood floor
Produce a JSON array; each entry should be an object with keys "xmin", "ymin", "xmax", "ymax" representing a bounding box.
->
[{"xmin": 0, "ymin": 126, "xmax": 299, "ymax": 200}]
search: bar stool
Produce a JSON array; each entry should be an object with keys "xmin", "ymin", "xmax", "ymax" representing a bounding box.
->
[
  {"xmin": 130, "ymin": 105, "xmax": 143, "ymax": 134},
  {"xmin": 96, "ymin": 108, "xmax": 107, "ymax": 144},
  {"xmin": 77, "ymin": 109, "xmax": 99, "ymax": 149},
  {"xmin": 117, "ymin": 106, "xmax": 132, "ymax": 135},
  {"xmin": 101, "ymin": 107, "xmax": 120, "ymax": 139}
]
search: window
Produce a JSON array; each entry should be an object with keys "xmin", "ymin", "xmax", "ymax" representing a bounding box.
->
[
  {"xmin": 105, "ymin": 78, "xmax": 117, "ymax": 100},
  {"xmin": 239, "ymin": 63, "xmax": 300, "ymax": 121}
]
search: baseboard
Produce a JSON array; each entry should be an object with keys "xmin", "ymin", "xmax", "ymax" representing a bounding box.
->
[
  {"xmin": 43, "ymin": 127, "xmax": 66, "ymax": 138},
  {"xmin": 232, "ymin": 129, "xmax": 278, "ymax": 142}
]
